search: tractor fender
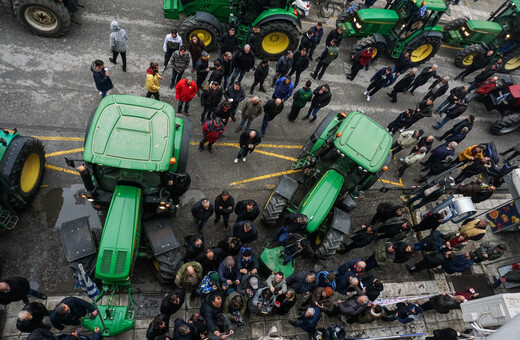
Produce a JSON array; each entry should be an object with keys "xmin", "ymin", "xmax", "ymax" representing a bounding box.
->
[
  {"xmin": 273, "ymin": 175, "xmax": 298, "ymax": 200},
  {"xmin": 194, "ymin": 11, "xmax": 224, "ymax": 36},
  {"xmin": 143, "ymin": 217, "xmax": 180, "ymax": 256},
  {"xmin": 406, "ymin": 30, "xmax": 443, "ymax": 47},
  {"xmin": 255, "ymin": 14, "xmax": 301, "ymax": 29},
  {"xmin": 372, "ymin": 33, "xmax": 387, "ymax": 48},
  {"xmin": 0, "ymin": 135, "xmax": 24, "ymax": 178},
  {"xmin": 330, "ymin": 207, "xmax": 351, "ymax": 235}
]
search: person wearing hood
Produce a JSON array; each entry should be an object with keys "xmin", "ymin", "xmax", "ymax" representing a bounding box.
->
[
  {"xmin": 109, "ymin": 21, "xmax": 128, "ymax": 72},
  {"xmin": 235, "ymin": 246, "xmax": 259, "ymax": 280},
  {"xmin": 90, "ymin": 59, "xmax": 113, "ymax": 98},
  {"xmin": 145, "ymin": 62, "xmax": 164, "ymax": 100},
  {"xmin": 302, "ymin": 84, "xmax": 332, "ymax": 122},
  {"xmin": 163, "ymin": 28, "xmax": 183, "ymax": 70},
  {"xmin": 199, "ymin": 117, "xmax": 225, "ymax": 153},
  {"xmin": 288, "ymin": 80, "xmax": 313, "ymax": 122}
]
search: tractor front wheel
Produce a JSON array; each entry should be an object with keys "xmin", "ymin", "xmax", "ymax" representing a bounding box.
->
[
  {"xmin": 407, "ymin": 37, "xmax": 441, "ymax": 66},
  {"xmin": 454, "ymin": 44, "xmax": 486, "ymax": 69},
  {"xmin": 489, "ymin": 114, "xmax": 520, "ymax": 135},
  {"xmin": 316, "ymin": 229, "xmax": 344, "ymax": 258},
  {"xmin": 180, "ymin": 16, "xmax": 221, "ymax": 52},
  {"xmin": 13, "ymin": 0, "xmax": 71, "ymax": 37},
  {"xmin": 261, "ymin": 192, "xmax": 288, "ymax": 227},
  {"xmin": 350, "ymin": 36, "xmax": 386, "ymax": 63},
  {"xmin": 254, "ymin": 21, "xmax": 299, "ymax": 60},
  {"xmin": 500, "ymin": 52, "xmax": 520, "ymax": 74}
]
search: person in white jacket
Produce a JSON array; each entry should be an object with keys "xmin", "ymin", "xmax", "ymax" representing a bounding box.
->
[
  {"xmin": 397, "ymin": 147, "xmax": 427, "ymax": 178},
  {"xmin": 391, "ymin": 129, "xmax": 423, "ymax": 155}
]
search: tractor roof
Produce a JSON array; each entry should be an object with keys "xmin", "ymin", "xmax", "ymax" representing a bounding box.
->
[
  {"xmin": 334, "ymin": 111, "xmax": 392, "ymax": 173},
  {"xmin": 414, "ymin": 0, "xmax": 447, "ymax": 12},
  {"xmin": 84, "ymin": 95, "xmax": 177, "ymax": 172}
]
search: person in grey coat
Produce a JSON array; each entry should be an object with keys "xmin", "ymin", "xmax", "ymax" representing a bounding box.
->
[
  {"xmin": 474, "ymin": 242, "xmax": 506, "ymax": 263},
  {"xmin": 109, "ymin": 21, "xmax": 128, "ymax": 72},
  {"xmin": 169, "ymin": 46, "xmax": 191, "ymax": 89}
]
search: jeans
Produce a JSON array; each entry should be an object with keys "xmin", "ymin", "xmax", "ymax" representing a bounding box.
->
[
  {"xmin": 146, "ymin": 91, "xmax": 160, "ymax": 100},
  {"xmin": 273, "ymin": 226, "xmax": 289, "ymax": 243},
  {"xmin": 288, "ymin": 68, "xmax": 302, "ymax": 87},
  {"xmin": 305, "ymin": 106, "xmax": 321, "ymax": 119},
  {"xmin": 436, "ymin": 99, "xmax": 454, "ymax": 113},
  {"xmin": 238, "ymin": 117, "xmax": 254, "ymax": 130},
  {"xmin": 229, "ymin": 68, "xmax": 246, "ymax": 84},
  {"xmin": 196, "ymin": 217, "xmax": 209, "ymax": 229},
  {"xmin": 261, "ymin": 114, "xmax": 273, "ymax": 135},
  {"xmin": 433, "ymin": 115, "xmax": 452, "ymax": 130},
  {"xmin": 237, "ymin": 147, "xmax": 252, "ymax": 159},
  {"xmin": 169, "ymin": 69, "xmax": 184, "ymax": 89},
  {"xmin": 178, "ymin": 100, "xmax": 190, "ymax": 113},
  {"xmin": 223, "ymin": 74, "xmax": 230, "ymax": 89}
]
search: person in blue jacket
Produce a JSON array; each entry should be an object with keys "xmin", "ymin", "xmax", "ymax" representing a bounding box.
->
[
  {"xmin": 273, "ymin": 76, "xmax": 294, "ymax": 102},
  {"xmin": 443, "ymin": 252, "xmax": 475, "ymax": 274},
  {"xmin": 364, "ymin": 66, "xmax": 395, "ymax": 102},
  {"xmin": 90, "ymin": 60, "xmax": 114, "ymax": 98},
  {"xmin": 289, "ymin": 307, "xmax": 322, "ymax": 333}
]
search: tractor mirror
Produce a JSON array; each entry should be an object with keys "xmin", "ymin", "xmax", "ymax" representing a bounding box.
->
[{"xmin": 65, "ymin": 157, "xmax": 75, "ymax": 168}]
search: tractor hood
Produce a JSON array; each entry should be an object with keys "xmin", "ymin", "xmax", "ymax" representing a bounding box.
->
[
  {"xmin": 466, "ymin": 20, "xmax": 503, "ymax": 36},
  {"xmin": 300, "ymin": 169, "xmax": 345, "ymax": 233},
  {"xmin": 417, "ymin": 0, "xmax": 447, "ymax": 11},
  {"xmin": 357, "ymin": 8, "xmax": 399, "ymax": 24},
  {"xmin": 84, "ymin": 95, "xmax": 177, "ymax": 172}
]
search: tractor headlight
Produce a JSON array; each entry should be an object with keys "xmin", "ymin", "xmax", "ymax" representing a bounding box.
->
[
  {"xmin": 355, "ymin": 21, "xmax": 362, "ymax": 29},
  {"xmin": 463, "ymin": 30, "xmax": 470, "ymax": 37}
]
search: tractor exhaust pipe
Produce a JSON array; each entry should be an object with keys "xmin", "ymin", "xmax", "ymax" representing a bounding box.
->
[{"xmin": 76, "ymin": 165, "xmax": 95, "ymax": 192}]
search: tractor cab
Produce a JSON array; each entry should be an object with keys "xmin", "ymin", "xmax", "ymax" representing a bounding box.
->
[{"xmin": 389, "ymin": 0, "xmax": 446, "ymax": 40}]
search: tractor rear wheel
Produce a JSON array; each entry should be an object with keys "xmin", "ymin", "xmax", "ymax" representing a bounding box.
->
[
  {"xmin": 443, "ymin": 17, "xmax": 468, "ymax": 31},
  {"xmin": 261, "ymin": 192, "xmax": 288, "ymax": 226},
  {"xmin": 0, "ymin": 136, "xmax": 45, "ymax": 210},
  {"xmin": 407, "ymin": 36, "xmax": 442, "ymax": 66},
  {"xmin": 336, "ymin": 3, "xmax": 366, "ymax": 25},
  {"xmin": 454, "ymin": 44, "xmax": 486, "ymax": 69},
  {"xmin": 180, "ymin": 16, "xmax": 221, "ymax": 52},
  {"xmin": 489, "ymin": 114, "xmax": 520, "ymax": 135},
  {"xmin": 13, "ymin": 0, "xmax": 71, "ymax": 38},
  {"xmin": 254, "ymin": 20, "xmax": 299, "ymax": 60},
  {"xmin": 500, "ymin": 52, "xmax": 520, "ymax": 74},
  {"xmin": 152, "ymin": 249, "xmax": 183, "ymax": 284},
  {"xmin": 316, "ymin": 229, "xmax": 344, "ymax": 258},
  {"xmin": 350, "ymin": 36, "xmax": 386, "ymax": 62}
]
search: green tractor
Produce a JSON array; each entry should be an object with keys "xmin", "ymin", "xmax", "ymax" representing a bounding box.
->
[
  {"xmin": 337, "ymin": 0, "xmax": 447, "ymax": 65},
  {"xmin": 260, "ymin": 111, "xmax": 392, "ymax": 276},
  {"xmin": 163, "ymin": 0, "xmax": 301, "ymax": 59},
  {"xmin": 0, "ymin": 128, "xmax": 45, "ymax": 231},
  {"xmin": 443, "ymin": 0, "xmax": 520, "ymax": 73},
  {"xmin": 61, "ymin": 95, "xmax": 191, "ymax": 336}
]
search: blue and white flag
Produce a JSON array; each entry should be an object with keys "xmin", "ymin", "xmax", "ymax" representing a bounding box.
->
[
  {"xmin": 347, "ymin": 2, "xmax": 356, "ymax": 12},
  {"xmin": 75, "ymin": 264, "xmax": 99, "ymax": 300},
  {"xmin": 419, "ymin": 4, "xmax": 427, "ymax": 16}
]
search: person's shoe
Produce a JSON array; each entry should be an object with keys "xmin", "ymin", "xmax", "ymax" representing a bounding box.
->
[
  {"xmin": 37, "ymin": 293, "xmax": 47, "ymax": 300},
  {"xmin": 386, "ymin": 92, "xmax": 392, "ymax": 97},
  {"xmin": 190, "ymin": 293, "xmax": 197, "ymax": 302},
  {"xmin": 310, "ymin": 117, "xmax": 316, "ymax": 123},
  {"xmin": 363, "ymin": 90, "xmax": 368, "ymax": 96},
  {"xmin": 366, "ymin": 95, "xmax": 371, "ymax": 102},
  {"xmin": 434, "ymin": 135, "xmax": 442, "ymax": 141},
  {"xmin": 214, "ymin": 217, "xmax": 220, "ymax": 224},
  {"xmin": 163, "ymin": 66, "xmax": 168, "ymax": 72},
  {"xmin": 199, "ymin": 145, "xmax": 204, "ymax": 152},
  {"xmin": 261, "ymin": 132, "xmax": 265, "ymax": 136},
  {"xmin": 109, "ymin": 58, "xmax": 116, "ymax": 64},
  {"xmin": 406, "ymin": 265, "xmax": 415, "ymax": 272},
  {"xmin": 317, "ymin": 75, "xmax": 322, "ymax": 80},
  {"xmin": 390, "ymin": 99, "xmax": 397, "ymax": 103},
  {"xmin": 346, "ymin": 74, "xmax": 351, "ymax": 80},
  {"xmin": 208, "ymin": 146, "xmax": 213, "ymax": 153},
  {"xmin": 259, "ymin": 86, "xmax": 267, "ymax": 93},
  {"xmin": 432, "ymin": 124, "xmax": 439, "ymax": 130},
  {"xmin": 399, "ymin": 158, "xmax": 405, "ymax": 162},
  {"xmin": 184, "ymin": 111, "xmax": 190, "ymax": 117},
  {"xmin": 234, "ymin": 158, "xmax": 239, "ymax": 163},
  {"xmin": 310, "ymin": 72, "xmax": 316, "ymax": 79},
  {"xmin": 249, "ymin": 88, "xmax": 254, "ymax": 94},
  {"xmin": 500, "ymin": 152, "xmax": 507, "ymax": 155},
  {"xmin": 122, "ymin": 66, "xmax": 126, "ymax": 72},
  {"xmin": 232, "ymin": 116, "xmax": 236, "ymax": 122},
  {"xmin": 242, "ymin": 157, "xmax": 247, "ymax": 162},
  {"xmin": 454, "ymin": 75, "xmax": 460, "ymax": 81},
  {"xmin": 302, "ymin": 116, "xmax": 309, "ymax": 120},
  {"xmin": 220, "ymin": 134, "xmax": 226, "ymax": 139},
  {"xmin": 309, "ymin": 56, "xmax": 313, "ymax": 61},
  {"xmin": 234, "ymin": 127, "xmax": 241, "ymax": 133},
  {"xmin": 410, "ymin": 91, "xmax": 414, "ymax": 96}
]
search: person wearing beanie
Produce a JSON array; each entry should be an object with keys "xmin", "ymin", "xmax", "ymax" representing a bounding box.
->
[
  {"xmin": 235, "ymin": 246, "xmax": 259, "ymax": 280},
  {"xmin": 196, "ymin": 271, "xmax": 226, "ymax": 298},
  {"xmin": 391, "ymin": 129, "xmax": 424, "ymax": 155}
]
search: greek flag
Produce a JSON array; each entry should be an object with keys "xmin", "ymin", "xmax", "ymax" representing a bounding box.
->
[
  {"xmin": 75, "ymin": 264, "xmax": 99, "ymax": 300},
  {"xmin": 347, "ymin": 2, "xmax": 356, "ymax": 12},
  {"xmin": 419, "ymin": 4, "xmax": 427, "ymax": 16}
]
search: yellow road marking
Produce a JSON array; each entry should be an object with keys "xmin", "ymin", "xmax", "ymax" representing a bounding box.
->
[
  {"xmin": 254, "ymin": 150, "xmax": 298, "ymax": 161},
  {"xmin": 230, "ymin": 169, "xmax": 302, "ymax": 186},
  {"xmin": 380, "ymin": 178, "xmax": 404, "ymax": 187},
  {"xmin": 441, "ymin": 44, "xmax": 463, "ymax": 50},
  {"xmin": 189, "ymin": 141, "xmax": 302, "ymax": 149},
  {"xmin": 45, "ymin": 164, "xmax": 79, "ymax": 176},
  {"xmin": 45, "ymin": 148, "xmax": 84, "ymax": 158},
  {"xmin": 33, "ymin": 136, "xmax": 84, "ymax": 141}
]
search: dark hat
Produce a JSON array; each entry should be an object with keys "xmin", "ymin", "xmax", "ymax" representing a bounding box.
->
[
  {"xmin": 210, "ymin": 272, "xmax": 220, "ymax": 282},
  {"xmin": 213, "ymin": 116, "xmax": 222, "ymax": 124},
  {"xmin": 418, "ymin": 129, "xmax": 424, "ymax": 136},
  {"xmin": 242, "ymin": 248, "xmax": 252, "ymax": 257},
  {"xmin": 202, "ymin": 51, "xmax": 209, "ymax": 58},
  {"xmin": 229, "ymin": 27, "xmax": 236, "ymax": 31}
]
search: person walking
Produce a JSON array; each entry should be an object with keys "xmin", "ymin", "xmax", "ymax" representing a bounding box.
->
[
  {"xmin": 250, "ymin": 59, "xmax": 270, "ymax": 94},
  {"xmin": 326, "ymin": 25, "xmax": 343, "ymax": 47},
  {"xmin": 219, "ymin": 52, "xmax": 233, "ymax": 89},
  {"xmin": 302, "ymin": 84, "xmax": 331, "ymax": 122},
  {"xmin": 288, "ymin": 80, "xmax": 313, "ymax": 122},
  {"xmin": 364, "ymin": 66, "xmax": 395, "ymax": 102},
  {"xmin": 235, "ymin": 96, "xmax": 263, "ymax": 132},
  {"xmin": 234, "ymin": 129, "xmax": 261, "ymax": 163},
  {"xmin": 175, "ymin": 76, "xmax": 198, "ymax": 117},
  {"xmin": 310, "ymin": 39, "xmax": 339, "ymax": 80},
  {"xmin": 230, "ymin": 44, "xmax": 255, "ymax": 84},
  {"xmin": 500, "ymin": 143, "xmax": 520, "ymax": 161},
  {"xmin": 308, "ymin": 22, "xmax": 324, "ymax": 61},
  {"xmin": 408, "ymin": 98, "xmax": 434, "ymax": 127},
  {"xmin": 423, "ymin": 76, "xmax": 449, "ymax": 102},
  {"xmin": 273, "ymin": 76, "xmax": 294, "ymax": 102},
  {"xmin": 163, "ymin": 28, "xmax": 183, "ymax": 70},
  {"xmin": 188, "ymin": 35, "xmax": 206, "ymax": 72},
  {"xmin": 272, "ymin": 50, "xmax": 293, "ymax": 87},
  {"xmin": 195, "ymin": 51, "xmax": 211, "ymax": 90},
  {"xmin": 90, "ymin": 59, "xmax": 113, "ymax": 98},
  {"xmin": 214, "ymin": 190, "xmax": 235, "ymax": 229},
  {"xmin": 298, "ymin": 29, "xmax": 315, "ymax": 53},
  {"xmin": 145, "ymin": 62, "xmax": 164, "ymax": 100},
  {"xmin": 16, "ymin": 302, "xmax": 49, "ymax": 333},
  {"xmin": 200, "ymin": 81, "xmax": 223, "ymax": 124},
  {"xmin": 0, "ymin": 276, "xmax": 47, "ymax": 305},
  {"xmin": 454, "ymin": 49, "xmax": 494, "ymax": 81},
  {"xmin": 199, "ymin": 117, "xmax": 225, "ymax": 153},
  {"xmin": 435, "ymin": 85, "xmax": 468, "ymax": 114},
  {"xmin": 407, "ymin": 64, "xmax": 441, "ymax": 95},
  {"xmin": 432, "ymin": 100, "xmax": 467, "ymax": 130},
  {"xmin": 261, "ymin": 98, "xmax": 284, "ymax": 136},
  {"xmin": 391, "ymin": 129, "xmax": 423, "ymax": 155},
  {"xmin": 337, "ymin": 224, "xmax": 377, "ymax": 254},
  {"xmin": 288, "ymin": 48, "xmax": 310, "ymax": 87},
  {"xmin": 225, "ymin": 82, "xmax": 246, "ymax": 122},
  {"xmin": 397, "ymin": 147, "xmax": 427, "ymax": 178},
  {"xmin": 191, "ymin": 198, "xmax": 214, "ymax": 232},
  {"xmin": 220, "ymin": 27, "xmax": 239, "ymax": 55},
  {"xmin": 169, "ymin": 46, "xmax": 191, "ymax": 89},
  {"xmin": 109, "ymin": 21, "xmax": 128, "ymax": 72},
  {"xmin": 387, "ymin": 109, "xmax": 415, "ymax": 135},
  {"xmin": 347, "ymin": 47, "xmax": 374, "ymax": 81},
  {"xmin": 436, "ymin": 114, "xmax": 474, "ymax": 141},
  {"xmin": 387, "ymin": 68, "xmax": 416, "ymax": 103}
]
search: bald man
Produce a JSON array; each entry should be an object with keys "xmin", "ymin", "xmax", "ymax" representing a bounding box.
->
[
  {"xmin": 261, "ymin": 98, "xmax": 284, "ymax": 136},
  {"xmin": 234, "ymin": 129, "xmax": 261, "ymax": 163}
]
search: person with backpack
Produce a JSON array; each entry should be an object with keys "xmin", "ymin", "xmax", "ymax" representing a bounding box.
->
[{"xmin": 288, "ymin": 80, "xmax": 313, "ymax": 122}]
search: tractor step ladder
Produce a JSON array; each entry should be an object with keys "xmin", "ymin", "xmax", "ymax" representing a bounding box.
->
[
  {"xmin": 0, "ymin": 208, "xmax": 18, "ymax": 230},
  {"xmin": 391, "ymin": 39, "xmax": 406, "ymax": 59}
]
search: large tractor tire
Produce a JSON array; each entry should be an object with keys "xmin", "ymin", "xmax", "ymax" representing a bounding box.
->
[
  {"xmin": 443, "ymin": 17, "xmax": 468, "ymax": 31},
  {"xmin": 407, "ymin": 36, "xmax": 442, "ymax": 66},
  {"xmin": 180, "ymin": 16, "xmax": 221, "ymax": 52},
  {"xmin": 261, "ymin": 193, "xmax": 288, "ymax": 226},
  {"xmin": 336, "ymin": 3, "xmax": 366, "ymax": 25},
  {"xmin": 350, "ymin": 36, "xmax": 386, "ymax": 62},
  {"xmin": 152, "ymin": 249, "xmax": 183, "ymax": 284},
  {"xmin": 500, "ymin": 52, "xmax": 520, "ymax": 74},
  {"xmin": 254, "ymin": 20, "xmax": 300, "ymax": 60},
  {"xmin": 13, "ymin": 0, "xmax": 71, "ymax": 38},
  {"xmin": 0, "ymin": 136, "xmax": 45, "ymax": 210},
  {"xmin": 316, "ymin": 229, "xmax": 344, "ymax": 258},
  {"xmin": 454, "ymin": 44, "xmax": 486, "ymax": 69},
  {"xmin": 489, "ymin": 114, "xmax": 520, "ymax": 135},
  {"xmin": 297, "ymin": 111, "xmax": 338, "ymax": 159}
]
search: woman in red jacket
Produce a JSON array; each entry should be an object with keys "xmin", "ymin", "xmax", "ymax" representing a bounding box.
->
[{"xmin": 347, "ymin": 47, "xmax": 374, "ymax": 81}]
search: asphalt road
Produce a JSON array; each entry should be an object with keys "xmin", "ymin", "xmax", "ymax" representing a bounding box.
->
[{"xmin": 0, "ymin": 0, "xmax": 518, "ymax": 296}]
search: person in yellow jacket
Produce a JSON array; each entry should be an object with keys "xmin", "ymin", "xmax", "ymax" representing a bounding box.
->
[
  {"xmin": 459, "ymin": 218, "xmax": 488, "ymax": 241},
  {"xmin": 455, "ymin": 145, "xmax": 484, "ymax": 165},
  {"xmin": 145, "ymin": 61, "xmax": 164, "ymax": 100}
]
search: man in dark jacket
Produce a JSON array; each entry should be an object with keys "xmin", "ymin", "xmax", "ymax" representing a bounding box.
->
[
  {"xmin": 250, "ymin": 59, "xmax": 269, "ymax": 94},
  {"xmin": 468, "ymin": 63, "xmax": 499, "ymax": 91},
  {"xmin": 326, "ymin": 25, "xmax": 343, "ymax": 46},
  {"xmin": 421, "ymin": 293, "xmax": 465, "ymax": 313},
  {"xmin": 413, "ymin": 212, "xmax": 444, "ymax": 231},
  {"xmin": 392, "ymin": 51, "xmax": 412, "ymax": 78},
  {"xmin": 388, "ymin": 68, "xmax": 416, "ymax": 103},
  {"xmin": 364, "ymin": 66, "xmax": 395, "ymax": 101},
  {"xmin": 471, "ymin": 185, "xmax": 496, "ymax": 204},
  {"xmin": 337, "ymin": 286, "xmax": 369, "ymax": 318},
  {"xmin": 376, "ymin": 219, "xmax": 412, "ymax": 240},
  {"xmin": 289, "ymin": 80, "xmax": 313, "ymax": 121},
  {"xmin": 16, "ymin": 302, "xmax": 49, "ymax": 333},
  {"xmin": 200, "ymin": 81, "xmax": 223, "ymax": 124},
  {"xmin": 288, "ymin": 48, "xmax": 310, "ymax": 87},
  {"xmin": 261, "ymin": 98, "xmax": 284, "ymax": 136},
  {"xmin": 0, "ymin": 276, "xmax": 46, "ymax": 305},
  {"xmin": 234, "ymin": 129, "xmax": 261, "ymax": 163},
  {"xmin": 272, "ymin": 50, "xmax": 294, "ymax": 87},
  {"xmin": 361, "ymin": 276, "xmax": 384, "ymax": 301},
  {"xmin": 220, "ymin": 27, "xmax": 239, "ymax": 55},
  {"xmin": 423, "ymin": 76, "xmax": 449, "ymax": 102},
  {"xmin": 195, "ymin": 51, "xmax": 210, "ymax": 89},
  {"xmin": 338, "ymin": 224, "xmax": 377, "ymax": 254},
  {"xmin": 421, "ymin": 142, "xmax": 457, "ymax": 171},
  {"xmin": 417, "ymin": 155, "xmax": 455, "ymax": 183},
  {"xmin": 208, "ymin": 60, "xmax": 224, "ymax": 85},
  {"xmin": 454, "ymin": 157, "xmax": 491, "ymax": 184},
  {"xmin": 214, "ymin": 190, "xmax": 235, "ymax": 229},
  {"xmin": 299, "ymin": 29, "xmax": 315, "ymax": 52},
  {"xmin": 407, "ymin": 64, "xmax": 441, "ymax": 95},
  {"xmin": 234, "ymin": 199, "xmax": 260, "ymax": 222},
  {"xmin": 235, "ymin": 247, "xmax": 260, "ymax": 280},
  {"xmin": 232, "ymin": 221, "xmax": 258, "ymax": 244},
  {"xmin": 229, "ymin": 45, "xmax": 255, "ymax": 84},
  {"xmin": 224, "ymin": 82, "xmax": 246, "ymax": 121},
  {"xmin": 246, "ymin": 26, "xmax": 261, "ymax": 53},
  {"xmin": 370, "ymin": 201, "xmax": 405, "ymax": 226},
  {"xmin": 454, "ymin": 49, "xmax": 494, "ymax": 81},
  {"xmin": 91, "ymin": 59, "xmax": 114, "ymax": 98},
  {"xmin": 407, "ymin": 251, "xmax": 454, "ymax": 273},
  {"xmin": 436, "ymin": 115, "xmax": 475, "ymax": 141},
  {"xmin": 191, "ymin": 198, "xmax": 214, "ymax": 232},
  {"xmin": 432, "ymin": 100, "xmax": 468, "ymax": 130},
  {"xmin": 173, "ymin": 318, "xmax": 196, "ymax": 340},
  {"xmin": 289, "ymin": 306, "xmax": 322, "ymax": 333},
  {"xmin": 436, "ymin": 85, "xmax": 469, "ymax": 114},
  {"xmin": 303, "ymin": 84, "xmax": 331, "ymax": 122},
  {"xmin": 443, "ymin": 252, "xmax": 475, "ymax": 274},
  {"xmin": 387, "ymin": 109, "xmax": 415, "ymax": 135},
  {"xmin": 197, "ymin": 248, "xmax": 225, "ymax": 274},
  {"xmin": 160, "ymin": 289, "xmax": 186, "ymax": 318},
  {"xmin": 308, "ymin": 23, "xmax": 324, "ymax": 60},
  {"xmin": 50, "ymin": 297, "xmax": 97, "ymax": 330},
  {"xmin": 218, "ymin": 256, "xmax": 240, "ymax": 288},
  {"xmin": 409, "ymin": 98, "xmax": 434, "ymax": 127},
  {"xmin": 414, "ymin": 229, "xmax": 450, "ymax": 252},
  {"xmin": 218, "ymin": 52, "xmax": 233, "ymax": 89},
  {"xmin": 273, "ymin": 212, "xmax": 309, "ymax": 243},
  {"xmin": 287, "ymin": 271, "xmax": 318, "ymax": 296},
  {"xmin": 311, "ymin": 39, "xmax": 339, "ymax": 80},
  {"xmin": 201, "ymin": 294, "xmax": 234, "ymax": 337}
]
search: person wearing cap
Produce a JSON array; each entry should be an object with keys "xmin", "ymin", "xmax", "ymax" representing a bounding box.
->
[
  {"xmin": 218, "ymin": 256, "xmax": 240, "ymax": 288},
  {"xmin": 235, "ymin": 96, "xmax": 263, "ymax": 133},
  {"xmin": 265, "ymin": 272, "xmax": 287, "ymax": 296},
  {"xmin": 237, "ymin": 273, "xmax": 260, "ymax": 299},
  {"xmin": 145, "ymin": 61, "xmax": 164, "ymax": 100},
  {"xmin": 233, "ymin": 221, "xmax": 258, "ymax": 244},
  {"xmin": 397, "ymin": 146, "xmax": 427, "ymax": 178},
  {"xmin": 234, "ymin": 130, "xmax": 261, "ymax": 163},
  {"xmin": 200, "ymin": 81, "xmax": 223, "ymax": 125},
  {"xmin": 287, "ymin": 271, "xmax": 318, "ymax": 296},
  {"xmin": 175, "ymin": 76, "xmax": 198, "ymax": 117},
  {"xmin": 423, "ymin": 76, "xmax": 450, "ymax": 102},
  {"xmin": 220, "ymin": 27, "xmax": 239, "ymax": 55},
  {"xmin": 280, "ymin": 233, "xmax": 314, "ymax": 265},
  {"xmin": 195, "ymin": 51, "xmax": 211, "ymax": 90},
  {"xmin": 197, "ymin": 271, "xmax": 227, "ymax": 298},
  {"xmin": 272, "ymin": 212, "xmax": 309, "ymax": 244},
  {"xmin": 382, "ymin": 301, "xmax": 423, "ymax": 324},
  {"xmin": 235, "ymin": 247, "xmax": 259, "ymax": 279},
  {"xmin": 288, "ymin": 306, "xmax": 321, "ymax": 333},
  {"xmin": 391, "ymin": 129, "xmax": 424, "ymax": 155},
  {"xmin": 214, "ymin": 190, "xmax": 235, "ymax": 229}
]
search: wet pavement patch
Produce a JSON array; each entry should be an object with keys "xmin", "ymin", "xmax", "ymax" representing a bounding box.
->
[{"xmin": 133, "ymin": 293, "xmax": 164, "ymax": 318}]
